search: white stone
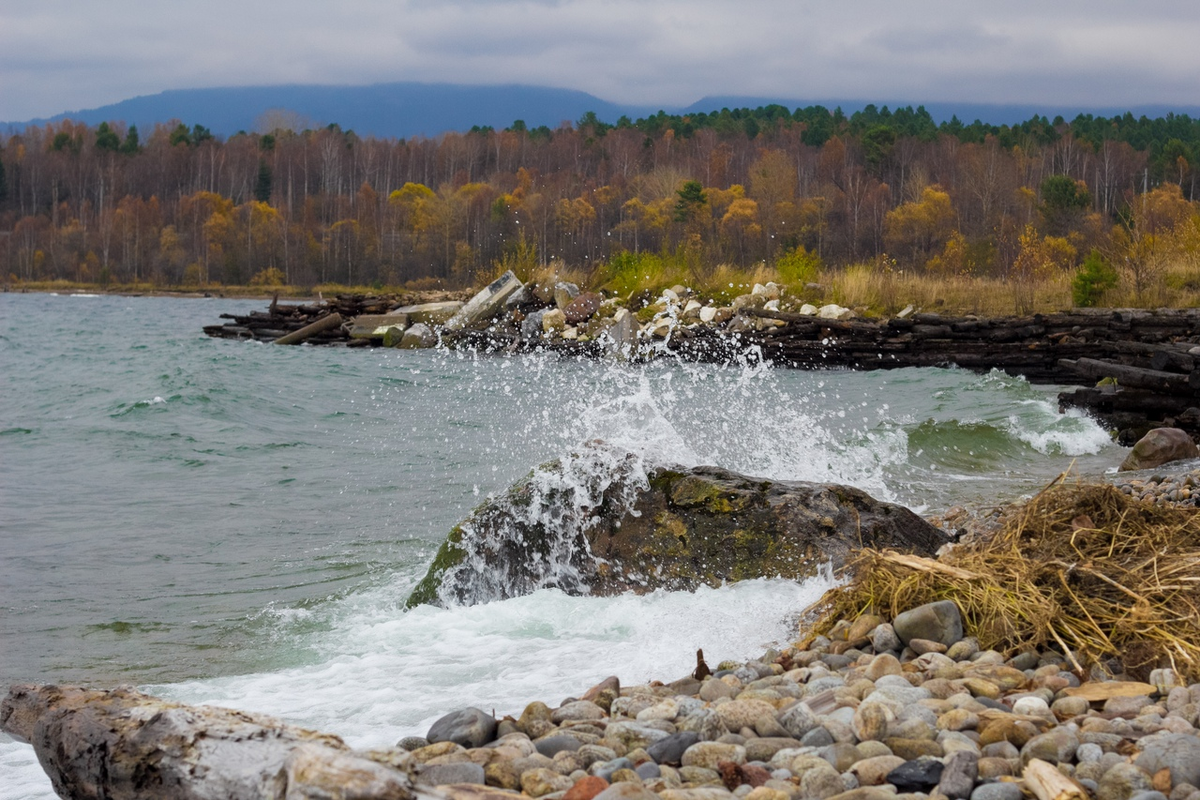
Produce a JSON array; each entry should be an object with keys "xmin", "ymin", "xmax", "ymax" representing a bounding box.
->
[
  {"xmin": 699, "ymin": 306, "xmax": 718, "ymax": 323},
  {"xmin": 798, "ymin": 304, "xmax": 818, "ymax": 316}
]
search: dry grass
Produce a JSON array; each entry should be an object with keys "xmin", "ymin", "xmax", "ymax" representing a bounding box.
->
[{"xmin": 812, "ymin": 480, "xmax": 1200, "ymax": 682}]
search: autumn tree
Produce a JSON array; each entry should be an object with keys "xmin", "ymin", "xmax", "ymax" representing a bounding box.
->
[{"xmin": 883, "ymin": 185, "xmax": 957, "ymax": 267}]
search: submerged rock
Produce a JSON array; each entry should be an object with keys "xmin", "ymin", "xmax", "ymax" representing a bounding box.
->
[{"xmin": 406, "ymin": 443, "xmax": 949, "ymax": 607}]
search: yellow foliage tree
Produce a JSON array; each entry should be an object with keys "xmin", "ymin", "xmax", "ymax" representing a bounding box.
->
[{"xmin": 884, "ymin": 185, "xmax": 957, "ymax": 266}]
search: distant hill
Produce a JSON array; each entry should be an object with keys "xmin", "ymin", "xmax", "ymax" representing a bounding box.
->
[
  {"xmin": 5, "ymin": 83, "xmax": 662, "ymax": 139},
  {"xmin": 6, "ymin": 83, "xmax": 1199, "ymax": 138}
]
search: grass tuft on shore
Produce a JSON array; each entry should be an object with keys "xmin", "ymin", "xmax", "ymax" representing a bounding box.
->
[{"xmin": 812, "ymin": 479, "xmax": 1200, "ymax": 682}]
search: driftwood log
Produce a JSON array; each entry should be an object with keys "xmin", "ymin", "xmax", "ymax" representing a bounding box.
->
[{"xmin": 0, "ymin": 684, "xmax": 455, "ymax": 800}]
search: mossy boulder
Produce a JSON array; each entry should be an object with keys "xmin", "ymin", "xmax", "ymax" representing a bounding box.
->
[{"xmin": 407, "ymin": 448, "xmax": 949, "ymax": 607}]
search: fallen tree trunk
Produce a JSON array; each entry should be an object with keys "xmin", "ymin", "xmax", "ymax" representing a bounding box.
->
[
  {"xmin": 1060, "ymin": 357, "xmax": 1198, "ymax": 395},
  {"xmin": 273, "ymin": 312, "xmax": 344, "ymax": 345},
  {"xmin": 1, "ymin": 684, "xmax": 426, "ymax": 800}
]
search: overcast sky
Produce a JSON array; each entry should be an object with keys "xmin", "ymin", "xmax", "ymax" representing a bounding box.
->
[{"xmin": 3, "ymin": 0, "xmax": 1199, "ymax": 121}]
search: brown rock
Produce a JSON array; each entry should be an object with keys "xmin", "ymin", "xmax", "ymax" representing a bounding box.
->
[
  {"xmin": 565, "ymin": 776, "xmax": 611, "ymax": 800},
  {"xmin": 1120, "ymin": 428, "xmax": 1199, "ymax": 471},
  {"xmin": 582, "ymin": 677, "xmax": 620, "ymax": 704},
  {"xmin": 563, "ymin": 292, "xmax": 604, "ymax": 325}
]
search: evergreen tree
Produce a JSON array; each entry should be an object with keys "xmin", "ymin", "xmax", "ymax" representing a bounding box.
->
[
  {"xmin": 120, "ymin": 126, "xmax": 140, "ymax": 155},
  {"xmin": 254, "ymin": 160, "xmax": 273, "ymax": 203},
  {"xmin": 95, "ymin": 122, "xmax": 120, "ymax": 152}
]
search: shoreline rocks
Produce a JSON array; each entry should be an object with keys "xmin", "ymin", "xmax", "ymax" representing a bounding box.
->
[{"xmin": 9, "ymin": 598, "xmax": 1200, "ymax": 800}]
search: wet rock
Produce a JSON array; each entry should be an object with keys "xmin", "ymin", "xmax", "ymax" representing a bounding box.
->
[
  {"xmin": 398, "ymin": 321, "xmax": 438, "ymax": 348},
  {"xmin": 555, "ymin": 282, "xmax": 581, "ymax": 309},
  {"xmin": 521, "ymin": 309, "xmax": 548, "ymax": 341},
  {"xmin": 429, "ymin": 707, "xmax": 500, "ymax": 748},
  {"xmin": 543, "ymin": 308, "xmax": 567, "ymax": 333},
  {"xmin": 408, "ymin": 451, "xmax": 949, "ymax": 607},
  {"xmin": 1120, "ymin": 428, "xmax": 1199, "ymax": 472},
  {"xmin": 564, "ymin": 292, "xmax": 604, "ymax": 325}
]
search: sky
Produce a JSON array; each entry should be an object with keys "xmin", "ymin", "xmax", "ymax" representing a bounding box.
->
[{"xmin": 3, "ymin": 0, "xmax": 1200, "ymax": 122}]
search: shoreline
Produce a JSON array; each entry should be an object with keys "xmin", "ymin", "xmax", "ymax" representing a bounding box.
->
[{"xmin": 5, "ymin": 469, "xmax": 1199, "ymax": 798}]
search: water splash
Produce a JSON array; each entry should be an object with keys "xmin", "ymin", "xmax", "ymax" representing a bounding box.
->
[{"xmin": 437, "ymin": 441, "xmax": 652, "ymax": 605}]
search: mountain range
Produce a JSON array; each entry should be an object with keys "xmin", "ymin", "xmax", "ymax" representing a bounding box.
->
[{"xmin": 5, "ymin": 83, "xmax": 1199, "ymax": 139}]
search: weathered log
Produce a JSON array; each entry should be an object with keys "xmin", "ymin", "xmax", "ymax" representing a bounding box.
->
[
  {"xmin": 1060, "ymin": 357, "xmax": 1197, "ymax": 395},
  {"xmin": 0, "ymin": 684, "xmax": 429, "ymax": 800},
  {"xmin": 1023, "ymin": 758, "xmax": 1088, "ymax": 800},
  {"xmin": 272, "ymin": 312, "xmax": 344, "ymax": 345}
]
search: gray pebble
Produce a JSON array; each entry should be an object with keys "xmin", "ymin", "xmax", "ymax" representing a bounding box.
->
[{"xmin": 971, "ymin": 783, "xmax": 1024, "ymax": 800}]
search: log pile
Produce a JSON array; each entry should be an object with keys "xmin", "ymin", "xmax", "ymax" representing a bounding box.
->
[
  {"xmin": 202, "ymin": 293, "xmax": 464, "ymax": 346},
  {"xmin": 673, "ymin": 308, "xmax": 1200, "ymax": 442},
  {"xmin": 204, "ymin": 293, "xmax": 1200, "ymax": 442}
]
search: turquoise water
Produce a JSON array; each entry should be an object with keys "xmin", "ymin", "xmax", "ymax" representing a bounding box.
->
[{"xmin": 0, "ymin": 293, "xmax": 1119, "ymax": 798}]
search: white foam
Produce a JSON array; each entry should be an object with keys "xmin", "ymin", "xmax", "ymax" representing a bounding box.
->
[
  {"xmin": 1007, "ymin": 401, "xmax": 1113, "ymax": 456},
  {"xmin": 0, "ymin": 735, "xmax": 51, "ymax": 800},
  {"xmin": 152, "ymin": 575, "xmax": 835, "ymax": 750}
]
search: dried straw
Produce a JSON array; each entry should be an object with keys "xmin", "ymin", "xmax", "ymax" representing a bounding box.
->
[{"xmin": 811, "ymin": 481, "xmax": 1200, "ymax": 681}]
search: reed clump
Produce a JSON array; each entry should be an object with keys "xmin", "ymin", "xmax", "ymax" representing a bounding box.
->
[{"xmin": 814, "ymin": 480, "xmax": 1200, "ymax": 682}]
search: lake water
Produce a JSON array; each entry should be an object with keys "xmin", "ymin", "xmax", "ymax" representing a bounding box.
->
[{"xmin": 0, "ymin": 293, "xmax": 1118, "ymax": 798}]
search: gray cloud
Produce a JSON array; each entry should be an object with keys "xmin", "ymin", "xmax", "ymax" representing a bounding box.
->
[{"xmin": 2, "ymin": 0, "xmax": 1198, "ymax": 121}]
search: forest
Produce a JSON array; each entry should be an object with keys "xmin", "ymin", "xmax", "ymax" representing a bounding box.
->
[{"xmin": 1, "ymin": 103, "xmax": 1198, "ymax": 305}]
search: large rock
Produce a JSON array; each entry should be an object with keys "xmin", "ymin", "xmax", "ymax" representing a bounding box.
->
[
  {"xmin": 0, "ymin": 684, "xmax": 419, "ymax": 800},
  {"xmin": 892, "ymin": 600, "xmax": 963, "ymax": 647},
  {"xmin": 427, "ymin": 707, "xmax": 499, "ymax": 748},
  {"xmin": 444, "ymin": 271, "xmax": 523, "ymax": 332},
  {"xmin": 406, "ymin": 442, "xmax": 950, "ymax": 607},
  {"xmin": 398, "ymin": 322, "xmax": 438, "ymax": 349},
  {"xmin": 1119, "ymin": 427, "xmax": 1199, "ymax": 471}
]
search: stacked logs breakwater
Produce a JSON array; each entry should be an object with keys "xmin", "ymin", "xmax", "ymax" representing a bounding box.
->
[
  {"xmin": 204, "ymin": 287, "xmax": 1200, "ymax": 444},
  {"xmin": 202, "ymin": 292, "xmax": 469, "ymax": 347},
  {"xmin": 721, "ymin": 307, "xmax": 1200, "ymax": 445}
]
